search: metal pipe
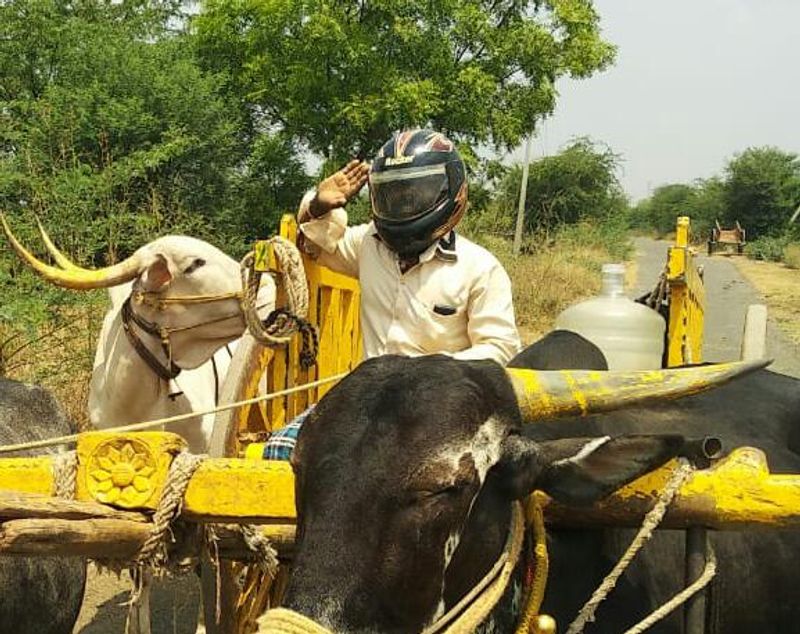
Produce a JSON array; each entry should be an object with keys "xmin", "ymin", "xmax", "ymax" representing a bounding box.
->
[{"xmin": 684, "ymin": 527, "xmax": 709, "ymax": 634}]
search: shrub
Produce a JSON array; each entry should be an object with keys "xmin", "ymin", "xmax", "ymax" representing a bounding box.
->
[
  {"xmin": 745, "ymin": 235, "xmax": 791, "ymax": 262},
  {"xmin": 783, "ymin": 243, "xmax": 800, "ymax": 269}
]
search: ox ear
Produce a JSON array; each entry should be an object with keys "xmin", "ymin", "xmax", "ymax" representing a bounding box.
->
[
  {"xmin": 139, "ymin": 254, "xmax": 173, "ymax": 292},
  {"xmin": 496, "ymin": 434, "xmax": 684, "ymax": 506}
]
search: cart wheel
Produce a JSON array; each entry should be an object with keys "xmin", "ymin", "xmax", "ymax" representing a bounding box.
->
[
  {"xmin": 741, "ymin": 304, "xmax": 768, "ymax": 362},
  {"xmin": 737, "ymin": 243, "xmax": 745, "ymax": 255},
  {"xmin": 707, "ymin": 241, "xmax": 715, "ymax": 256}
]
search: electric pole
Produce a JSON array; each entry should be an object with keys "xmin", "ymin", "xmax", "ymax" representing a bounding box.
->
[{"xmin": 513, "ymin": 133, "xmax": 533, "ymax": 256}]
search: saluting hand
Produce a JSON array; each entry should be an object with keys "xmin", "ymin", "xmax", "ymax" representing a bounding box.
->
[{"xmin": 311, "ymin": 160, "xmax": 370, "ymax": 217}]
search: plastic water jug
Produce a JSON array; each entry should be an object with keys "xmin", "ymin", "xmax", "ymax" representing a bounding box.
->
[{"xmin": 554, "ymin": 263, "xmax": 665, "ymax": 370}]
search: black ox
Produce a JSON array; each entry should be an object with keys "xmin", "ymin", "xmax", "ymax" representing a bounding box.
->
[
  {"xmin": 519, "ymin": 332, "xmax": 800, "ymax": 633},
  {"xmin": 277, "ymin": 332, "xmax": 748, "ymax": 634},
  {"xmin": 0, "ymin": 378, "xmax": 86, "ymax": 634}
]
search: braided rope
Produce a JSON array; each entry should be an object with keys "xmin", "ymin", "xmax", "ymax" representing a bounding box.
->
[
  {"xmin": 0, "ymin": 372, "xmax": 346, "ymax": 455},
  {"xmin": 515, "ymin": 493, "xmax": 549, "ymax": 634},
  {"xmin": 565, "ymin": 459, "xmax": 695, "ymax": 634},
  {"xmin": 135, "ymin": 451, "xmax": 204, "ymax": 574},
  {"xmin": 52, "ymin": 450, "xmax": 78, "ymax": 499}
]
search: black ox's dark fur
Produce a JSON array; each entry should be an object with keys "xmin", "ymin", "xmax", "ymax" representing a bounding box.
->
[
  {"xmin": 527, "ymin": 333, "xmax": 800, "ymax": 633},
  {"xmin": 285, "ymin": 345, "xmax": 694, "ymax": 634},
  {"xmin": 0, "ymin": 378, "xmax": 86, "ymax": 633}
]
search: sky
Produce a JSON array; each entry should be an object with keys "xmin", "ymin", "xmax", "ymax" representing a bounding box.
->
[{"xmin": 508, "ymin": 0, "xmax": 800, "ymax": 202}]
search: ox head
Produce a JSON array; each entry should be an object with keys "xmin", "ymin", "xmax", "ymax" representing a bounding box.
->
[
  {"xmin": 2, "ymin": 216, "xmax": 275, "ymax": 369},
  {"xmin": 284, "ymin": 355, "xmax": 756, "ymax": 633}
]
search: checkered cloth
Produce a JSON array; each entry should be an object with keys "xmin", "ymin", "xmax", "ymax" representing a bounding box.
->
[{"xmin": 262, "ymin": 406, "xmax": 314, "ymax": 460}]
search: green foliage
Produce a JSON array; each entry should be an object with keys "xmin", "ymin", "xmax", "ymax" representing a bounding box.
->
[
  {"xmin": 195, "ymin": 0, "xmax": 616, "ymax": 160},
  {"xmin": 744, "ymin": 234, "xmax": 791, "ymax": 262},
  {"xmin": 635, "ymin": 147, "xmax": 800, "ymax": 244},
  {"xmin": 723, "ymin": 147, "xmax": 800, "ymax": 240},
  {"xmin": 631, "ymin": 183, "xmax": 694, "ymax": 237},
  {"xmin": 497, "ymin": 138, "xmax": 627, "ymax": 234}
]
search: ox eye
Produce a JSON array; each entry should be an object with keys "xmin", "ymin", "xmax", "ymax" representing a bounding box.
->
[{"xmin": 184, "ymin": 258, "xmax": 206, "ymax": 274}]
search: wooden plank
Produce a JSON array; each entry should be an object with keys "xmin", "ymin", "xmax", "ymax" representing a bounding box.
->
[
  {"xmin": 0, "ymin": 490, "xmax": 148, "ymax": 522},
  {"xmin": 182, "ymin": 459, "xmax": 296, "ymax": 522},
  {"xmin": 0, "ymin": 518, "xmax": 295, "ymax": 560}
]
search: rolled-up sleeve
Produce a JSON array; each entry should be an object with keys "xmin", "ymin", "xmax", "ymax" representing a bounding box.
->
[
  {"xmin": 297, "ymin": 191, "xmax": 371, "ymax": 279},
  {"xmin": 452, "ymin": 261, "xmax": 521, "ymax": 365}
]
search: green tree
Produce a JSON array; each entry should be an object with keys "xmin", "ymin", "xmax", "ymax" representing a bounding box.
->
[
  {"xmin": 633, "ymin": 183, "xmax": 695, "ymax": 236},
  {"xmin": 499, "ymin": 138, "xmax": 626, "ymax": 234},
  {"xmin": 723, "ymin": 147, "xmax": 800, "ymax": 239},
  {"xmin": 684, "ymin": 177, "xmax": 725, "ymax": 239},
  {"xmin": 195, "ymin": 0, "xmax": 616, "ymax": 160}
]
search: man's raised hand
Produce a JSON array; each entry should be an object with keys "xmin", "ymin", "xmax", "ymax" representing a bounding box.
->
[{"xmin": 311, "ymin": 160, "xmax": 370, "ymax": 217}]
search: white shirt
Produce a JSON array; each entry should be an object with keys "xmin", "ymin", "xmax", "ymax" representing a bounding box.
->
[{"xmin": 298, "ymin": 194, "xmax": 521, "ymax": 365}]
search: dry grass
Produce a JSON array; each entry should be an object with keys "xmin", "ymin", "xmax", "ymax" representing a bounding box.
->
[
  {"xmin": 3, "ymin": 304, "xmax": 105, "ymax": 430},
  {"xmin": 733, "ymin": 257, "xmax": 800, "ymax": 343},
  {"xmin": 475, "ymin": 233, "xmax": 634, "ymax": 345}
]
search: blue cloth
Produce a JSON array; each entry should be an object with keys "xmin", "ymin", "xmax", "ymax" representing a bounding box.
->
[{"xmin": 262, "ymin": 405, "xmax": 314, "ymax": 460}]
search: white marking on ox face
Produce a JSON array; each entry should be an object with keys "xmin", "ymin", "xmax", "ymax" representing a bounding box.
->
[
  {"xmin": 470, "ymin": 417, "xmax": 505, "ymax": 484},
  {"xmin": 553, "ymin": 435, "xmax": 611, "ymax": 466},
  {"xmin": 443, "ymin": 531, "xmax": 461, "ymax": 569},
  {"xmin": 427, "ymin": 417, "xmax": 507, "ymax": 627}
]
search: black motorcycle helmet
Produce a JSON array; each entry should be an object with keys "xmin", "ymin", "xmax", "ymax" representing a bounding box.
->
[{"xmin": 369, "ymin": 129, "xmax": 468, "ymax": 258}]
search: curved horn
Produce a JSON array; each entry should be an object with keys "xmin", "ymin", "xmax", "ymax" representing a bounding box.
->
[
  {"xmin": 35, "ymin": 216, "xmax": 82, "ymax": 271},
  {"xmin": 507, "ymin": 359, "xmax": 770, "ymax": 421},
  {"xmin": 1, "ymin": 214, "xmax": 141, "ymax": 289}
]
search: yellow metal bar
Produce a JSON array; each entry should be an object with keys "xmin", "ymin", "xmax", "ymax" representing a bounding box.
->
[
  {"xmin": 667, "ymin": 216, "xmax": 705, "ymax": 366},
  {"xmin": 543, "ymin": 447, "xmax": 800, "ymax": 530}
]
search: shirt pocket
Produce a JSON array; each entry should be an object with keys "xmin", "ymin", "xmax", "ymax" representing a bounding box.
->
[{"xmin": 407, "ymin": 291, "xmax": 469, "ymax": 353}]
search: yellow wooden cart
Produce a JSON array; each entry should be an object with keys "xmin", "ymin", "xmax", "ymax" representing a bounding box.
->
[{"xmin": 0, "ymin": 215, "xmax": 787, "ymax": 634}]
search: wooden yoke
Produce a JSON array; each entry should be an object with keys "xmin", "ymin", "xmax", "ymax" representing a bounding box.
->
[{"xmin": 2, "ymin": 431, "xmax": 800, "ymax": 563}]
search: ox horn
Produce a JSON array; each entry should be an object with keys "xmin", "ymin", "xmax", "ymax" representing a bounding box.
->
[
  {"xmin": 507, "ymin": 359, "xmax": 769, "ymax": 421},
  {"xmin": 1, "ymin": 214, "xmax": 141, "ymax": 289},
  {"xmin": 35, "ymin": 217, "xmax": 82, "ymax": 271}
]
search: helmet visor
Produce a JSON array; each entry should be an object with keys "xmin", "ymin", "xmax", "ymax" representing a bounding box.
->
[{"xmin": 370, "ymin": 164, "xmax": 449, "ymax": 222}]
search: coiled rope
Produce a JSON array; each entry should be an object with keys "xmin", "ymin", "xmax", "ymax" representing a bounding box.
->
[{"xmin": 241, "ymin": 237, "xmax": 317, "ymax": 369}]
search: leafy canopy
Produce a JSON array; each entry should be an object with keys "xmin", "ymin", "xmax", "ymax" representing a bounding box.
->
[{"xmin": 195, "ymin": 0, "xmax": 616, "ymax": 160}]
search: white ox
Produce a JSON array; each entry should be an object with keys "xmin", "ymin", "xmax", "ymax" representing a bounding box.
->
[{"xmin": 2, "ymin": 219, "xmax": 275, "ymax": 452}]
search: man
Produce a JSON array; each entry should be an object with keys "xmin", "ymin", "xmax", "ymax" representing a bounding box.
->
[
  {"xmin": 299, "ymin": 128, "xmax": 520, "ymax": 363},
  {"xmin": 264, "ymin": 129, "xmax": 520, "ymax": 458}
]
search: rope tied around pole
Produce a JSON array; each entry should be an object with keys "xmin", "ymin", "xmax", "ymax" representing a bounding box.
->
[
  {"xmin": 52, "ymin": 450, "xmax": 78, "ymax": 500},
  {"xmin": 565, "ymin": 458, "xmax": 695, "ymax": 634},
  {"xmin": 134, "ymin": 451, "xmax": 204, "ymax": 575}
]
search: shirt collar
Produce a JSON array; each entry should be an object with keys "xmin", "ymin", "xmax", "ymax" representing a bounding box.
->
[{"xmin": 370, "ymin": 226, "xmax": 459, "ymax": 263}]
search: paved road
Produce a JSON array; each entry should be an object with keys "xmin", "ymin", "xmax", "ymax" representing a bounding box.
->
[{"xmin": 633, "ymin": 237, "xmax": 800, "ymax": 378}]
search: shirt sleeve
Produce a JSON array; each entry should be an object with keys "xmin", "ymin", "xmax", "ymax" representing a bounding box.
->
[
  {"xmin": 452, "ymin": 259, "xmax": 521, "ymax": 365},
  {"xmin": 297, "ymin": 190, "xmax": 371, "ymax": 279}
]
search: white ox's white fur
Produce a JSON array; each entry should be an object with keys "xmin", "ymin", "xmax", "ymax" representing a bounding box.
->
[{"xmin": 89, "ymin": 236, "xmax": 275, "ymax": 452}]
